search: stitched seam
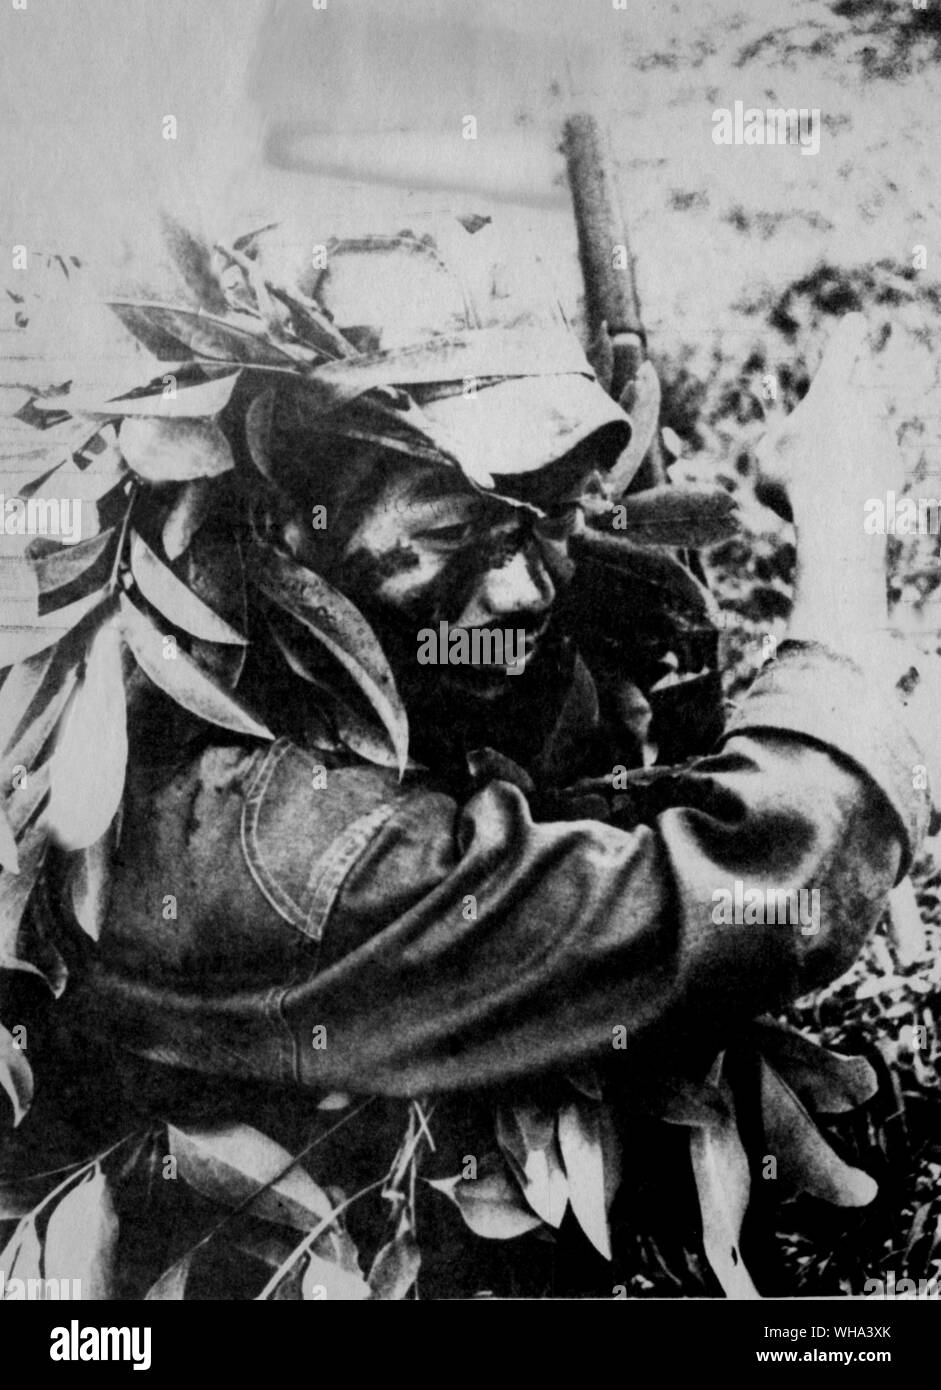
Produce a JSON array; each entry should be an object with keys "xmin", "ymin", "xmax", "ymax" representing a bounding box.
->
[
  {"xmin": 304, "ymin": 800, "xmax": 402, "ymax": 942},
  {"xmin": 241, "ymin": 738, "xmax": 310, "ymax": 928},
  {"xmin": 261, "ymin": 985, "xmax": 297, "ymax": 1086}
]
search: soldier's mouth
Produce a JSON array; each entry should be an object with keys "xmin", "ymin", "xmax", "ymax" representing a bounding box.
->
[
  {"xmin": 444, "ymin": 620, "xmax": 550, "ymax": 686},
  {"xmin": 522, "ymin": 621, "xmax": 549, "ymax": 658},
  {"xmin": 459, "ymin": 619, "xmax": 549, "ymax": 670}
]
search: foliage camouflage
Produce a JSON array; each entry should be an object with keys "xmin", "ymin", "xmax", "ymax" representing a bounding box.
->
[{"xmin": 0, "ymin": 226, "xmax": 933, "ymax": 1298}]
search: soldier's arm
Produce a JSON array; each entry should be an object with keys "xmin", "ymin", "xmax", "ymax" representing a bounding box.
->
[
  {"xmin": 268, "ymin": 636, "xmax": 924, "ymax": 1095},
  {"xmin": 74, "ymin": 628, "xmax": 929, "ymax": 1098},
  {"xmin": 257, "ymin": 319, "xmax": 928, "ymax": 1096},
  {"xmin": 71, "ymin": 318, "xmax": 933, "ymax": 1098}
]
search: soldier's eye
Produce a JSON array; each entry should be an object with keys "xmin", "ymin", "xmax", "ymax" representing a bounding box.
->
[{"xmin": 417, "ymin": 521, "xmax": 478, "ymax": 547}]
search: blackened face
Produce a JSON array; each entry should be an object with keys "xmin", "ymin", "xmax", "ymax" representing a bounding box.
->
[{"xmin": 329, "ymin": 460, "xmax": 586, "ymax": 702}]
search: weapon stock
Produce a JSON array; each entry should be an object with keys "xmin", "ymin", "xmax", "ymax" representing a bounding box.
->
[{"xmin": 562, "ymin": 112, "xmax": 665, "ymax": 491}]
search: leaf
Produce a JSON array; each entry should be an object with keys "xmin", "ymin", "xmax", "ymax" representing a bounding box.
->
[
  {"xmin": 905, "ymin": 1202, "xmax": 933, "ymax": 1261},
  {"xmin": 0, "ymin": 589, "xmax": 109, "ymax": 669},
  {"xmin": 0, "ymin": 831, "xmax": 47, "ymax": 972},
  {"xmin": 41, "ymin": 371, "xmax": 241, "ymax": 421},
  {"xmin": 367, "ymin": 1223, "xmax": 421, "ymax": 1300},
  {"xmin": 181, "ymin": 529, "xmax": 248, "ymax": 692},
  {"xmin": 0, "ymin": 415, "xmax": 97, "ymax": 458},
  {"xmin": 130, "ymin": 532, "xmax": 245, "ymax": 645},
  {"xmin": 232, "ymin": 1231, "xmax": 295, "ymax": 1270},
  {"xmin": 1, "ymin": 665, "xmax": 79, "ymax": 805},
  {"xmin": 0, "ymin": 647, "xmax": 57, "ymax": 752},
  {"xmin": 638, "ymin": 1077, "xmax": 732, "ymax": 1130},
  {"xmin": 265, "ymin": 285, "xmax": 356, "ymax": 360},
  {"xmin": 571, "ymin": 532, "xmax": 717, "ymax": 625},
  {"xmin": 28, "ymin": 454, "xmax": 127, "ymax": 515},
  {"xmin": 301, "ymin": 1250, "xmax": 370, "ymax": 1301},
  {"xmin": 266, "ymin": 616, "xmax": 402, "ymax": 769},
  {"xmin": 0, "ymin": 805, "xmax": 18, "ymax": 873},
  {"xmin": 32, "ymin": 530, "xmax": 116, "ymax": 597},
  {"xmin": 162, "ymin": 479, "xmax": 216, "ymax": 561},
  {"xmin": 759, "ymin": 1059, "xmax": 878, "ymax": 1208},
  {"xmin": 43, "ymin": 1165, "xmax": 119, "ymax": 1300},
  {"xmin": 689, "ymin": 1098, "xmax": 759, "ymax": 1299},
  {"xmin": 270, "ymin": 1263, "xmax": 306, "ymax": 1300},
  {"xmin": 159, "ymin": 213, "xmax": 231, "ymax": 316},
  {"xmin": 0, "ymin": 1217, "xmax": 41, "ymax": 1291},
  {"xmin": 0, "ymin": 1020, "xmax": 33, "ymax": 1127},
  {"xmin": 119, "ymin": 416, "xmax": 234, "ymax": 483},
  {"xmin": 108, "ymin": 300, "xmax": 297, "ymax": 366},
  {"xmin": 145, "ymin": 1251, "xmax": 195, "ymax": 1301},
  {"xmin": 750, "ymin": 1022, "xmax": 878, "ymax": 1115},
  {"xmin": 495, "ymin": 1103, "xmax": 568, "ymax": 1228},
  {"xmin": 316, "ymin": 1219, "xmax": 368, "ymax": 1288},
  {"xmin": 119, "ymin": 595, "xmax": 272, "ymax": 740},
  {"xmin": 48, "ymin": 620, "xmax": 127, "ymax": 852},
  {"xmin": 0, "ymin": 416, "xmax": 84, "ymax": 471},
  {"xmin": 4, "ymin": 760, "xmax": 48, "ymax": 838},
  {"xmin": 598, "ymin": 1101, "xmax": 622, "ymax": 1214},
  {"xmin": 11, "ymin": 940, "xmax": 67, "ymax": 1002},
  {"xmin": 246, "ymin": 540, "xmax": 408, "ymax": 774},
  {"xmin": 564, "ymin": 1066, "xmax": 604, "ymax": 1101},
  {"xmin": 427, "ymin": 1167, "xmax": 544, "ymax": 1240},
  {"xmin": 67, "ymin": 818, "xmax": 117, "ymax": 942},
  {"xmin": 167, "ymin": 1121, "xmax": 335, "ymax": 1232},
  {"xmin": 557, "ymin": 1100, "xmax": 612, "ymax": 1259},
  {"xmin": 587, "ymin": 485, "xmax": 741, "ymax": 549},
  {"xmin": 609, "ymin": 360, "xmax": 662, "ymax": 494}
]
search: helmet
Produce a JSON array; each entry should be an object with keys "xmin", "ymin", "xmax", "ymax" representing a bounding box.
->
[{"xmin": 238, "ymin": 210, "xmax": 633, "ymax": 499}]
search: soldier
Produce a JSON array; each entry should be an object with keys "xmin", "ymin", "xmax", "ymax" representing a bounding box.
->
[{"xmin": 4, "ymin": 212, "xmax": 937, "ymax": 1297}]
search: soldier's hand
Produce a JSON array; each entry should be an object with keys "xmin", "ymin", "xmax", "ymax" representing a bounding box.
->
[
  {"xmin": 755, "ymin": 313, "xmax": 903, "ymax": 522},
  {"xmin": 776, "ymin": 315, "xmax": 901, "ymax": 662}
]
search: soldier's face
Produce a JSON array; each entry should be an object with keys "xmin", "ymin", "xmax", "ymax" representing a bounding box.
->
[{"xmin": 337, "ymin": 462, "xmax": 582, "ymax": 696}]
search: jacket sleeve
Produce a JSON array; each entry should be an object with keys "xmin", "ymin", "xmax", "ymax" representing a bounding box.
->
[{"xmin": 277, "ymin": 640, "xmax": 931, "ymax": 1095}]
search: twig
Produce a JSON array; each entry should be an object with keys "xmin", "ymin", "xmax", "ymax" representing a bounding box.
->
[
  {"xmin": 150, "ymin": 1099, "xmax": 375, "ymax": 1286},
  {"xmin": 255, "ymin": 1177, "xmax": 387, "ymax": 1300}
]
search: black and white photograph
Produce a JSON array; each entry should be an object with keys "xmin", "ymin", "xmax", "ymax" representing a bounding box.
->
[{"xmin": 0, "ymin": 0, "xmax": 940, "ymax": 1350}]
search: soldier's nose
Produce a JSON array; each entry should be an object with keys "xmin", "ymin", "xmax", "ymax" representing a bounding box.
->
[{"xmin": 478, "ymin": 547, "xmax": 556, "ymax": 619}]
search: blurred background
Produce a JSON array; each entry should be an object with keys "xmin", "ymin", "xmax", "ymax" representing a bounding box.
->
[{"xmin": 3, "ymin": 0, "xmax": 941, "ymax": 631}]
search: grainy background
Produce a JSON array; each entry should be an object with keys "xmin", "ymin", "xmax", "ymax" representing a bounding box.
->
[{"xmin": 2, "ymin": 0, "xmax": 940, "ymax": 1296}]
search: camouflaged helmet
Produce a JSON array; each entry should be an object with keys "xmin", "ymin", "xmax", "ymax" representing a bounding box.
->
[{"xmin": 237, "ymin": 209, "xmax": 634, "ymax": 503}]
